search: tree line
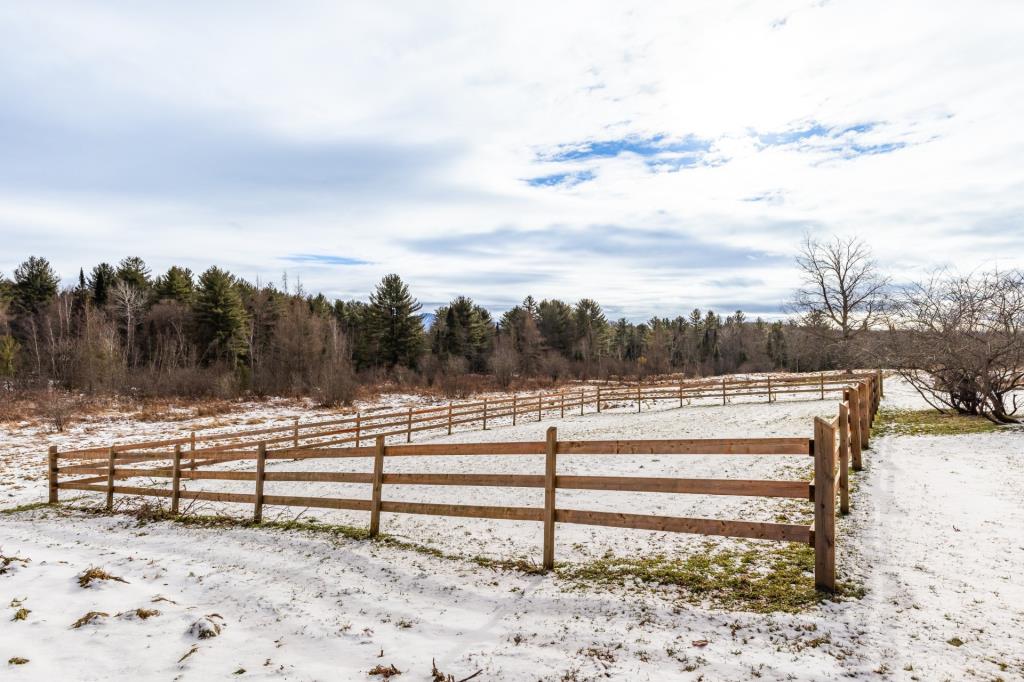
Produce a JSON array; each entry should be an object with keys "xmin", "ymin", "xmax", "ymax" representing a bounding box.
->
[{"xmin": 0, "ymin": 255, "xmax": 847, "ymax": 403}]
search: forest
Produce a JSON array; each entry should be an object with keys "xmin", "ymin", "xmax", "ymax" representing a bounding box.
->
[{"xmin": 0, "ymin": 255, "xmax": 846, "ymax": 405}]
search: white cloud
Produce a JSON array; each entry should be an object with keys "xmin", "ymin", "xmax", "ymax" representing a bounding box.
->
[{"xmin": 1, "ymin": 0, "xmax": 1023, "ymax": 319}]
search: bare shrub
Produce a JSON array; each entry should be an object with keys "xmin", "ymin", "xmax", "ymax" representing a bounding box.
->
[{"xmin": 887, "ymin": 269, "xmax": 1024, "ymax": 423}]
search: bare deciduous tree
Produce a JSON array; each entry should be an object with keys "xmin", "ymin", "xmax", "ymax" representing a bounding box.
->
[
  {"xmin": 791, "ymin": 234, "xmax": 890, "ymax": 369},
  {"xmin": 886, "ymin": 269, "xmax": 1024, "ymax": 424}
]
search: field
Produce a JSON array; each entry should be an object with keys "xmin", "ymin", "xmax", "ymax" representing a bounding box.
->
[{"xmin": 2, "ymin": 379, "xmax": 1023, "ymax": 681}]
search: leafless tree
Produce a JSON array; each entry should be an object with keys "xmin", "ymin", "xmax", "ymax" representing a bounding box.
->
[
  {"xmin": 885, "ymin": 269, "xmax": 1024, "ymax": 423},
  {"xmin": 110, "ymin": 280, "xmax": 146, "ymax": 366},
  {"xmin": 791, "ymin": 234, "xmax": 890, "ymax": 369}
]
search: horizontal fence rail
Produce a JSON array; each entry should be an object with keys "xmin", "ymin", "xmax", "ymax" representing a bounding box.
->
[
  {"xmin": 53, "ymin": 371, "xmax": 884, "ymax": 464},
  {"xmin": 46, "ymin": 373, "xmax": 882, "ymax": 592}
]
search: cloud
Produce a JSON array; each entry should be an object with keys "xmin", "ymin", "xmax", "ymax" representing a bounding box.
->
[{"xmin": 1, "ymin": 1, "xmax": 1023, "ymax": 321}]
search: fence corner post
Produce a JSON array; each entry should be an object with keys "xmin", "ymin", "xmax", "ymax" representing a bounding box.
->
[
  {"xmin": 813, "ymin": 417, "xmax": 836, "ymax": 592},
  {"xmin": 253, "ymin": 443, "xmax": 267, "ymax": 523},
  {"xmin": 47, "ymin": 445, "xmax": 58, "ymax": 504},
  {"xmin": 543, "ymin": 426, "xmax": 557, "ymax": 571},
  {"xmin": 369, "ymin": 435, "xmax": 385, "ymax": 537},
  {"xmin": 105, "ymin": 447, "xmax": 116, "ymax": 511},
  {"xmin": 171, "ymin": 444, "xmax": 183, "ymax": 515}
]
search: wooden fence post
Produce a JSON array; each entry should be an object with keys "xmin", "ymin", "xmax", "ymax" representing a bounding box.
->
[
  {"xmin": 369, "ymin": 436, "xmax": 385, "ymax": 537},
  {"xmin": 105, "ymin": 447, "xmax": 116, "ymax": 511},
  {"xmin": 355, "ymin": 413, "xmax": 361, "ymax": 447},
  {"xmin": 253, "ymin": 444, "xmax": 267, "ymax": 523},
  {"xmin": 579, "ymin": 389, "xmax": 584, "ymax": 415},
  {"xmin": 483, "ymin": 398, "xmax": 488, "ymax": 430},
  {"xmin": 722, "ymin": 378, "xmax": 727, "ymax": 405},
  {"xmin": 189, "ymin": 430, "xmax": 196, "ymax": 470},
  {"xmin": 406, "ymin": 407, "xmax": 413, "ymax": 443},
  {"xmin": 512, "ymin": 394, "xmax": 517, "ymax": 426},
  {"xmin": 838, "ymin": 404, "xmax": 850, "ymax": 515},
  {"xmin": 171, "ymin": 444, "xmax": 183, "ymax": 515},
  {"xmin": 543, "ymin": 426, "xmax": 557, "ymax": 570},
  {"xmin": 877, "ymin": 369, "xmax": 884, "ymax": 398},
  {"xmin": 537, "ymin": 394, "xmax": 542, "ymax": 422},
  {"xmin": 560, "ymin": 392, "xmax": 565, "ymax": 418},
  {"xmin": 47, "ymin": 445, "xmax": 58, "ymax": 503},
  {"xmin": 767, "ymin": 377, "xmax": 772, "ymax": 403},
  {"xmin": 292, "ymin": 417, "xmax": 299, "ymax": 448},
  {"xmin": 597, "ymin": 387, "xmax": 602, "ymax": 413},
  {"xmin": 813, "ymin": 417, "xmax": 836, "ymax": 591},
  {"xmin": 678, "ymin": 383, "xmax": 683, "ymax": 408},
  {"xmin": 859, "ymin": 382, "xmax": 870, "ymax": 448},
  {"xmin": 447, "ymin": 402, "xmax": 453, "ymax": 435},
  {"xmin": 637, "ymin": 383, "xmax": 642, "ymax": 413},
  {"xmin": 848, "ymin": 388, "xmax": 863, "ymax": 471}
]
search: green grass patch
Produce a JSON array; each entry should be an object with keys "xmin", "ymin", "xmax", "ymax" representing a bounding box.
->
[
  {"xmin": 872, "ymin": 408, "xmax": 1003, "ymax": 437},
  {"xmin": 0, "ymin": 501, "xmax": 53, "ymax": 516},
  {"xmin": 556, "ymin": 543, "xmax": 864, "ymax": 613}
]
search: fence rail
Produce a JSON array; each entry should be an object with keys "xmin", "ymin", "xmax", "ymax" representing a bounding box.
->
[
  {"xmin": 54, "ymin": 371, "xmax": 883, "ymax": 462},
  {"xmin": 46, "ymin": 372, "xmax": 882, "ymax": 591}
]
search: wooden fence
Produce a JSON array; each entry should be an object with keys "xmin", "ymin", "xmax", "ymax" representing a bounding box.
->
[
  {"xmin": 46, "ymin": 372, "xmax": 882, "ymax": 591},
  {"xmin": 51, "ymin": 370, "xmax": 884, "ymax": 469}
]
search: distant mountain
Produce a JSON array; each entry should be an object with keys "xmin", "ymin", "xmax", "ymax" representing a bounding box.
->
[{"xmin": 420, "ymin": 312, "xmax": 436, "ymax": 330}]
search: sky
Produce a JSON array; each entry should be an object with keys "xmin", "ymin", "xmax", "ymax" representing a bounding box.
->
[{"xmin": 2, "ymin": 1, "xmax": 1023, "ymax": 321}]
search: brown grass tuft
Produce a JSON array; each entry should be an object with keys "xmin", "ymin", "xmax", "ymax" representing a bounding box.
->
[
  {"xmin": 71, "ymin": 611, "xmax": 109, "ymax": 628},
  {"xmin": 369, "ymin": 663, "xmax": 402, "ymax": 679},
  {"xmin": 77, "ymin": 567, "xmax": 128, "ymax": 588}
]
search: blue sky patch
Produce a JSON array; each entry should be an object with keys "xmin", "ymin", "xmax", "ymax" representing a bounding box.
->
[
  {"xmin": 540, "ymin": 134, "xmax": 711, "ymax": 162},
  {"xmin": 526, "ymin": 169, "xmax": 596, "ymax": 187},
  {"xmin": 283, "ymin": 254, "xmax": 371, "ymax": 266}
]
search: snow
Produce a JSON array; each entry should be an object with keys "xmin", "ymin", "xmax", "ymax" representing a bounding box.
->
[{"xmin": 2, "ymin": 378, "xmax": 1023, "ymax": 680}]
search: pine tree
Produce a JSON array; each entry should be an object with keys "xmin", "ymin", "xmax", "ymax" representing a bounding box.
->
[
  {"xmin": 430, "ymin": 296, "xmax": 493, "ymax": 372},
  {"xmin": 12, "ymin": 256, "xmax": 59, "ymax": 316},
  {"xmin": 87, "ymin": 263, "xmax": 117, "ymax": 306},
  {"xmin": 368, "ymin": 274, "xmax": 424, "ymax": 368},
  {"xmin": 193, "ymin": 267, "xmax": 249, "ymax": 366},
  {"xmin": 116, "ymin": 257, "xmax": 152, "ymax": 290},
  {"xmin": 153, "ymin": 266, "xmax": 195, "ymax": 303}
]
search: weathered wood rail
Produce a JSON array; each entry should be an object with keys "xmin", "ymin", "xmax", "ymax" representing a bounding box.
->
[
  {"xmin": 52, "ymin": 370, "xmax": 884, "ymax": 467},
  {"xmin": 47, "ymin": 372, "xmax": 882, "ymax": 591}
]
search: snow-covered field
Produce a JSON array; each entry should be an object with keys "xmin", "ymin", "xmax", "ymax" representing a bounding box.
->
[{"xmin": 2, "ymin": 380, "xmax": 1023, "ymax": 680}]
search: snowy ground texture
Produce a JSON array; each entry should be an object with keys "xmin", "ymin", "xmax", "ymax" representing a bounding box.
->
[{"xmin": 2, "ymin": 379, "xmax": 1023, "ymax": 681}]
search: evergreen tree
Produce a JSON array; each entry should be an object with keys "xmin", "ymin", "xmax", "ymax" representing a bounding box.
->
[
  {"xmin": 368, "ymin": 274, "xmax": 424, "ymax": 368},
  {"xmin": 193, "ymin": 267, "xmax": 249, "ymax": 366},
  {"xmin": 537, "ymin": 299, "xmax": 574, "ymax": 356},
  {"xmin": 87, "ymin": 263, "xmax": 117, "ymax": 307},
  {"xmin": 12, "ymin": 256, "xmax": 59, "ymax": 316},
  {"xmin": 116, "ymin": 256, "xmax": 152, "ymax": 290},
  {"xmin": 153, "ymin": 266, "xmax": 195, "ymax": 303},
  {"xmin": 430, "ymin": 296, "xmax": 494, "ymax": 372}
]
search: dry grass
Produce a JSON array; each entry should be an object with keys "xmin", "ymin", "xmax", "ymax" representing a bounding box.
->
[
  {"xmin": 369, "ymin": 663, "xmax": 402, "ymax": 679},
  {"xmin": 8, "ymin": 657, "xmax": 29, "ymax": 665},
  {"xmin": 117, "ymin": 608, "xmax": 161, "ymax": 620},
  {"xmin": 11, "ymin": 607, "xmax": 30, "ymax": 622},
  {"xmin": 77, "ymin": 567, "xmax": 128, "ymax": 588},
  {"xmin": 71, "ymin": 611, "xmax": 109, "ymax": 628}
]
